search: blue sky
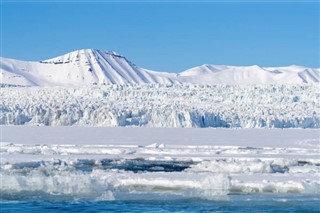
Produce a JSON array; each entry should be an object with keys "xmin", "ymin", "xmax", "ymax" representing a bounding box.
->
[{"xmin": 1, "ymin": 1, "xmax": 319, "ymax": 72}]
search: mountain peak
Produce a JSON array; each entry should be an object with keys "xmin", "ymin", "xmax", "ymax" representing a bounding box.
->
[
  {"xmin": 41, "ymin": 49, "xmax": 123, "ymax": 64},
  {"xmin": 84, "ymin": 49, "xmax": 122, "ymax": 57}
]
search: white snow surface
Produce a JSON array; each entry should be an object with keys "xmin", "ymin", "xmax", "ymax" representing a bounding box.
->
[
  {"xmin": 1, "ymin": 127, "xmax": 319, "ymax": 200},
  {"xmin": 1, "ymin": 49, "xmax": 319, "ymax": 86},
  {"xmin": 0, "ymin": 49, "xmax": 174, "ymax": 86},
  {"xmin": 1, "ymin": 84, "xmax": 319, "ymax": 128},
  {"xmin": 1, "ymin": 49, "xmax": 319, "ymax": 200}
]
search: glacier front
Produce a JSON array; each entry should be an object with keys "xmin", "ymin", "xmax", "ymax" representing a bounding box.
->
[{"xmin": 1, "ymin": 84, "xmax": 318, "ymax": 128}]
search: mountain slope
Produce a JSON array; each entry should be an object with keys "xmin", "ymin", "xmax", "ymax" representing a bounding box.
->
[
  {"xmin": 0, "ymin": 49, "xmax": 175, "ymax": 86},
  {"xmin": 178, "ymin": 64, "xmax": 320, "ymax": 84},
  {"xmin": 1, "ymin": 49, "xmax": 319, "ymax": 86}
]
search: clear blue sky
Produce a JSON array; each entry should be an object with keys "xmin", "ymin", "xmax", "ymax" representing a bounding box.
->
[{"xmin": 1, "ymin": 1, "xmax": 319, "ymax": 72}]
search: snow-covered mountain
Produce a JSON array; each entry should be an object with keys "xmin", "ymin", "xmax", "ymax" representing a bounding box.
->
[
  {"xmin": 1, "ymin": 49, "xmax": 319, "ymax": 86},
  {"xmin": 0, "ymin": 49, "xmax": 174, "ymax": 86},
  {"xmin": 178, "ymin": 64, "xmax": 320, "ymax": 85}
]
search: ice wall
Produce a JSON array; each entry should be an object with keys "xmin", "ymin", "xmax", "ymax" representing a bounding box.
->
[{"xmin": 1, "ymin": 84, "xmax": 319, "ymax": 128}]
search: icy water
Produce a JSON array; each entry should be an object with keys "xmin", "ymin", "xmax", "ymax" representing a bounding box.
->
[
  {"xmin": 1, "ymin": 127, "xmax": 319, "ymax": 212},
  {"xmin": 1, "ymin": 195, "xmax": 319, "ymax": 213}
]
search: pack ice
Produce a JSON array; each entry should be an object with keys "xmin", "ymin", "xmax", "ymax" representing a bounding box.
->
[{"xmin": 1, "ymin": 127, "xmax": 319, "ymax": 201}]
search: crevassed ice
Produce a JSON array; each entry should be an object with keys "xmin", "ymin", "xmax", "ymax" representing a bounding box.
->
[{"xmin": 0, "ymin": 84, "xmax": 319, "ymax": 128}]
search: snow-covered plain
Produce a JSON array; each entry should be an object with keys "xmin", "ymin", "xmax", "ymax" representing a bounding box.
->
[
  {"xmin": 1, "ymin": 84, "xmax": 319, "ymax": 128},
  {"xmin": 0, "ymin": 127, "xmax": 319, "ymax": 201},
  {"xmin": 1, "ymin": 49, "xmax": 319, "ymax": 86}
]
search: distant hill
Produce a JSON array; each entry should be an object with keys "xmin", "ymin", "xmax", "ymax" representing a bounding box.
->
[{"xmin": 1, "ymin": 49, "xmax": 319, "ymax": 86}]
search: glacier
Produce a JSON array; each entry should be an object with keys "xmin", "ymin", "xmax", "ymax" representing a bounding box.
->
[
  {"xmin": 1, "ymin": 49, "xmax": 319, "ymax": 203},
  {"xmin": 1, "ymin": 84, "xmax": 319, "ymax": 128}
]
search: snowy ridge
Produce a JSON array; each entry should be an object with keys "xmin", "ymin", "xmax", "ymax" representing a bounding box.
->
[
  {"xmin": 1, "ymin": 49, "xmax": 319, "ymax": 86},
  {"xmin": 178, "ymin": 64, "xmax": 320, "ymax": 85},
  {"xmin": 1, "ymin": 84, "xmax": 318, "ymax": 128},
  {"xmin": 0, "ymin": 49, "xmax": 174, "ymax": 86}
]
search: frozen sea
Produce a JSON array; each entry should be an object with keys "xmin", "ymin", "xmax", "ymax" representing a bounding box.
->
[{"xmin": 1, "ymin": 127, "xmax": 319, "ymax": 212}]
